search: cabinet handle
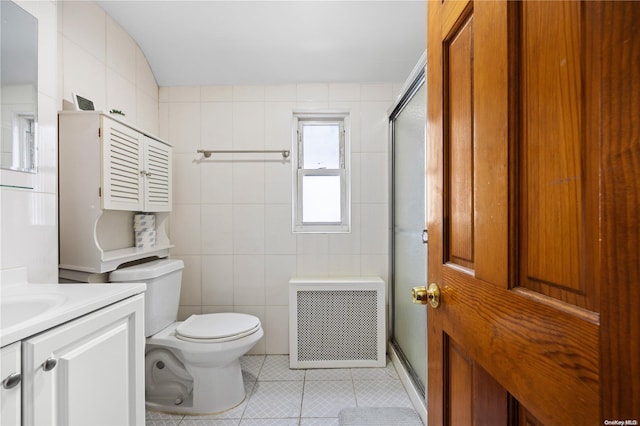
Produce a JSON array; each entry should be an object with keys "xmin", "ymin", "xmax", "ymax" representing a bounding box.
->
[
  {"xmin": 2, "ymin": 372, "xmax": 21, "ymax": 389},
  {"xmin": 42, "ymin": 358, "xmax": 57, "ymax": 371}
]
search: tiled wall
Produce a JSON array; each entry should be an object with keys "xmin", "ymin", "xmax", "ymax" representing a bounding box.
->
[
  {"xmin": 0, "ymin": 0, "xmax": 58, "ymax": 284},
  {"xmin": 1, "ymin": 0, "xmax": 159, "ymax": 286},
  {"xmin": 58, "ymin": 0, "xmax": 159, "ymax": 134},
  {"xmin": 159, "ymin": 83, "xmax": 399, "ymax": 354}
]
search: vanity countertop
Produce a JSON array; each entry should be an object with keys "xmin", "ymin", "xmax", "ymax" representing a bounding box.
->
[{"xmin": 0, "ymin": 282, "xmax": 146, "ymax": 347}]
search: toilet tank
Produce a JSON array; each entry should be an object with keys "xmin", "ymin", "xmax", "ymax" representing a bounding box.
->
[{"xmin": 110, "ymin": 258, "xmax": 184, "ymax": 337}]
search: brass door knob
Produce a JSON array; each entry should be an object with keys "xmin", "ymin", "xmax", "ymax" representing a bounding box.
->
[
  {"xmin": 426, "ymin": 283, "xmax": 440, "ymax": 308},
  {"xmin": 411, "ymin": 284, "xmax": 441, "ymax": 308},
  {"xmin": 411, "ymin": 286, "xmax": 428, "ymax": 304}
]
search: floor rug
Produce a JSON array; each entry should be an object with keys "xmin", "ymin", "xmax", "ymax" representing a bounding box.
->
[{"xmin": 338, "ymin": 407, "xmax": 423, "ymax": 425}]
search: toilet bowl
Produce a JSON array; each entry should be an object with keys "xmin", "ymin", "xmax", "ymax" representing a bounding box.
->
[{"xmin": 110, "ymin": 259, "xmax": 263, "ymax": 415}]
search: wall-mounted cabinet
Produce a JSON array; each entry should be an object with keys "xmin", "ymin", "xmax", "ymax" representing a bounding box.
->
[{"xmin": 59, "ymin": 112, "xmax": 173, "ymax": 278}]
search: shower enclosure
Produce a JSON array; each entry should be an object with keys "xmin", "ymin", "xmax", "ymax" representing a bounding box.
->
[{"xmin": 390, "ymin": 64, "xmax": 427, "ymax": 397}]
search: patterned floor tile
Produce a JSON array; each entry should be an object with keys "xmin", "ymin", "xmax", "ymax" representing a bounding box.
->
[
  {"xmin": 239, "ymin": 419, "xmax": 299, "ymax": 425},
  {"xmin": 241, "ymin": 355, "xmax": 266, "ymax": 383},
  {"xmin": 243, "ymin": 381, "xmax": 304, "ymax": 418},
  {"xmin": 301, "ymin": 380, "xmax": 357, "ymax": 418},
  {"xmin": 305, "ymin": 368, "xmax": 352, "ymax": 381},
  {"xmin": 300, "ymin": 418, "xmax": 340, "ymax": 426},
  {"xmin": 145, "ymin": 420, "xmax": 182, "ymax": 426},
  {"xmin": 350, "ymin": 360, "xmax": 399, "ymax": 381},
  {"xmin": 353, "ymin": 379, "xmax": 413, "ymax": 408},
  {"xmin": 257, "ymin": 355, "xmax": 305, "ymax": 381},
  {"xmin": 180, "ymin": 420, "xmax": 240, "ymax": 426}
]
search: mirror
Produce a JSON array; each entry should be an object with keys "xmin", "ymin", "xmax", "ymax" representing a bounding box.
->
[{"xmin": 1, "ymin": 0, "xmax": 38, "ymax": 173}]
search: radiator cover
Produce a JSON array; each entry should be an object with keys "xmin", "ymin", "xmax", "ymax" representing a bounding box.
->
[{"xmin": 289, "ymin": 277, "xmax": 386, "ymax": 369}]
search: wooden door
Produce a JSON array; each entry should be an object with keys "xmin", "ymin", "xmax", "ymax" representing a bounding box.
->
[{"xmin": 426, "ymin": 1, "xmax": 639, "ymax": 425}]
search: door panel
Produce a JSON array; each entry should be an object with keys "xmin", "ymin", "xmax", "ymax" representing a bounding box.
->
[
  {"xmin": 518, "ymin": 0, "xmax": 593, "ymax": 309},
  {"xmin": 427, "ymin": 0, "xmax": 640, "ymax": 424},
  {"xmin": 445, "ymin": 12, "xmax": 474, "ymax": 270}
]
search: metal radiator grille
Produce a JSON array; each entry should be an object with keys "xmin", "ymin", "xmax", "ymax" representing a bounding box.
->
[{"xmin": 296, "ymin": 290, "xmax": 379, "ymax": 362}]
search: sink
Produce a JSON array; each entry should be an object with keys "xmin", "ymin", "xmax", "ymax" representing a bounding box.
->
[{"xmin": 1, "ymin": 294, "xmax": 67, "ymax": 329}]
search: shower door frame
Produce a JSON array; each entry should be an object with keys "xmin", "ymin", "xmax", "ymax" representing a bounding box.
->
[{"xmin": 389, "ymin": 55, "xmax": 427, "ymax": 399}]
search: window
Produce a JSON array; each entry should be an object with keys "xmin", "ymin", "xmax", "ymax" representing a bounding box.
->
[{"xmin": 293, "ymin": 112, "xmax": 350, "ymax": 233}]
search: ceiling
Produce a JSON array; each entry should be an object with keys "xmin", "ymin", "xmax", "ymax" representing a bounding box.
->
[{"xmin": 96, "ymin": 1, "xmax": 426, "ymax": 87}]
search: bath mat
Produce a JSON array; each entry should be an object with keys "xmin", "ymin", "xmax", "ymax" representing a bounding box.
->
[{"xmin": 338, "ymin": 407, "xmax": 423, "ymax": 425}]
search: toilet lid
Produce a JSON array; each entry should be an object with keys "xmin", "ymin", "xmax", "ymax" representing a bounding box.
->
[{"xmin": 175, "ymin": 313, "xmax": 261, "ymax": 342}]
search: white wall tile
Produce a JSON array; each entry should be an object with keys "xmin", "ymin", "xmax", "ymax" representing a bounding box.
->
[
  {"xmin": 201, "ymin": 204, "xmax": 233, "ymax": 255},
  {"xmin": 265, "ymin": 85, "xmax": 297, "ymax": 102},
  {"xmin": 62, "ymin": 37, "xmax": 106, "ymax": 110},
  {"xmin": 61, "ymin": 1, "xmax": 105, "ymax": 63},
  {"xmin": 201, "ymin": 102, "xmax": 233, "ymax": 150},
  {"xmin": 361, "ymin": 83, "xmax": 394, "ymax": 101},
  {"xmin": 264, "ymin": 162, "xmax": 291, "ymax": 205},
  {"xmin": 296, "ymin": 254, "xmax": 329, "ymax": 277},
  {"xmin": 173, "ymin": 154, "xmax": 201, "ymax": 204},
  {"xmin": 106, "ymin": 17, "xmax": 136, "ymax": 83},
  {"xmin": 329, "ymin": 255, "xmax": 361, "ymax": 277},
  {"xmin": 265, "ymin": 205, "xmax": 296, "ymax": 255},
  {"xmin": 175, "ymin": 255, "xmax": 202, "ymax": 306},
  {"xmin": 360, "ymin": 204, "xmax": 389, "ymax": 255},
  {"xmin": 296, "ymin": 233, "xmax": 329, "ymax": 255},
  {"xmin": 232, "ymin": 102, "xmax": 264, "ymax": 150},
  {"xmin": 202, "ymin": 255, "xmax": 234, "ymax": 306},
  {"xmin": 232, "ymin": 204, "xmax": 265, "ymax": 255},
  {"xmin": 1, "ymin": 190, "xmax": 58, "ymax": 283},
  {"xmin": 360, "ymin": 153, "xmax": 389, "ymax": 203},
  {"xmin": 136, "ymin": 46, "xmax": 158, "ymax": 100},
  {"xmin": 137, "ymin": 90, "xmax": 159, "ymax": 136},
  {"xmin": 158, "ymin": 102, "xmax": 169, "ymax": 139},
  {"xmin": 106, "ymin": 69, "xmax": 137, "ymax": 125},
  {"xmin": 329, "ymin": 84, "xmax": 361, "ymax": 102},
  {"xmin": 201, "ymin": 85, "xmax": 233, "ymax": 102},
  {"xmin": 169, "ymin": 204, "xmax": 201, "ymax": 256},
  {"xmin": 169, "ymin": 102, "xmax": 201, "ymax": 153},
  {"xmin": 169, "ymin": 86, "xmax": 201, "ymax": 103},
  {"xmin": 297, "ymin": 84, "xmax": 329, "ymax": 102},
  {"xmin": 200, "ymin": 162, "xmax": 233, "ymax": 204},
  {"xmin": 265, "ymin": 255, "xmax": 296, "ymax": 305},
  {"xmin": 233, "ymin": 85, "xmax": 265, "ymax": 102},
  {"xmin": 265, "ymin": 306, "xmax": 290, "ymax": 354},
  {"xmin": 329, "ymin": 205, "xmax": 361, "ymax": 255},
  {"xmin": 232, "ymin": 162, "xmax": 265, "ymax": 204},
  {"xmin": 233, "ymin": 255, "xmax": 265, "ymax": 306},
  {"xmin": 361, "ymin": 102, "xmax": 390, "ymax": 153},
  {"xmin": 265, "ymin": 102, "xmax": 295, "ymax": 151},
  {"xmin": 361, "ymin": 255, "xmax": 390, "ymax": 284}
]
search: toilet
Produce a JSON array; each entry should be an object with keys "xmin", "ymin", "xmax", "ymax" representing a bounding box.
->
[{"xmin": 110, "ymin": 258, "xmax": 263, "ymax": 415}]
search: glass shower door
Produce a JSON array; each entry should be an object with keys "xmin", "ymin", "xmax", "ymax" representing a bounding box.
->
[{"xmin": 391, "ymin": 77, "xmax": 426, "ymax": 394}]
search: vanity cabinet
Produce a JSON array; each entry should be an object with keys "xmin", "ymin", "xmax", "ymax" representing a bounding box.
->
[
  {"xmin": 59, "ymin": 112, "xmax": 173, "ymax": 277},
  {"xmin": 1, "ymin": 342, "xmax": 21, "ymax": 426},
  {"xmin": 21, "ymin": 294, "xmax": 145, "ymax": 425}
]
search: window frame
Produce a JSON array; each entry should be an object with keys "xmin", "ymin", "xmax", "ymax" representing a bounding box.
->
[{"xmin": 292, "ymin": 111, "xmax": 351, "ymax": 233}]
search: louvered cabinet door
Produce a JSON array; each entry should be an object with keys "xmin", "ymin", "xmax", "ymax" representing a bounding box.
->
[
  {"xmin": 101, "ymin": 118, "xmax": 145, "ymax": 211},
  {"xmin": 143, "ymin": 136, "xmax": 172, "ymax": 212}
]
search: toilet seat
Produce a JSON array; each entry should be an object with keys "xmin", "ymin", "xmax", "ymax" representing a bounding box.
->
[{"xmin": 175, "ymin": 313, "xmax": 261, "ymax": 343}]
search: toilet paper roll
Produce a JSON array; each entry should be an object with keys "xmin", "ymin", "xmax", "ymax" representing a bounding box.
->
[
  {"xmin": 135, "ymin": 230, "xmax": 156, "ymax": 248},
  {"xmin": 134, "ymin": 214, "xmax": 155, "ymax": 231}
]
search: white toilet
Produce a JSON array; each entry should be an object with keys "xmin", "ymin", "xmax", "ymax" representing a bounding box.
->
[{"xmin": 110, "ymin": 258, "xmax": 263, "ymax": 415}]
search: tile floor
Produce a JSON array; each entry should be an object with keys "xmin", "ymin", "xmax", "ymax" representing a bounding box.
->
[{"xmin": 146, "ymin": 355, "xmax": 418, "ymax": 425}]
